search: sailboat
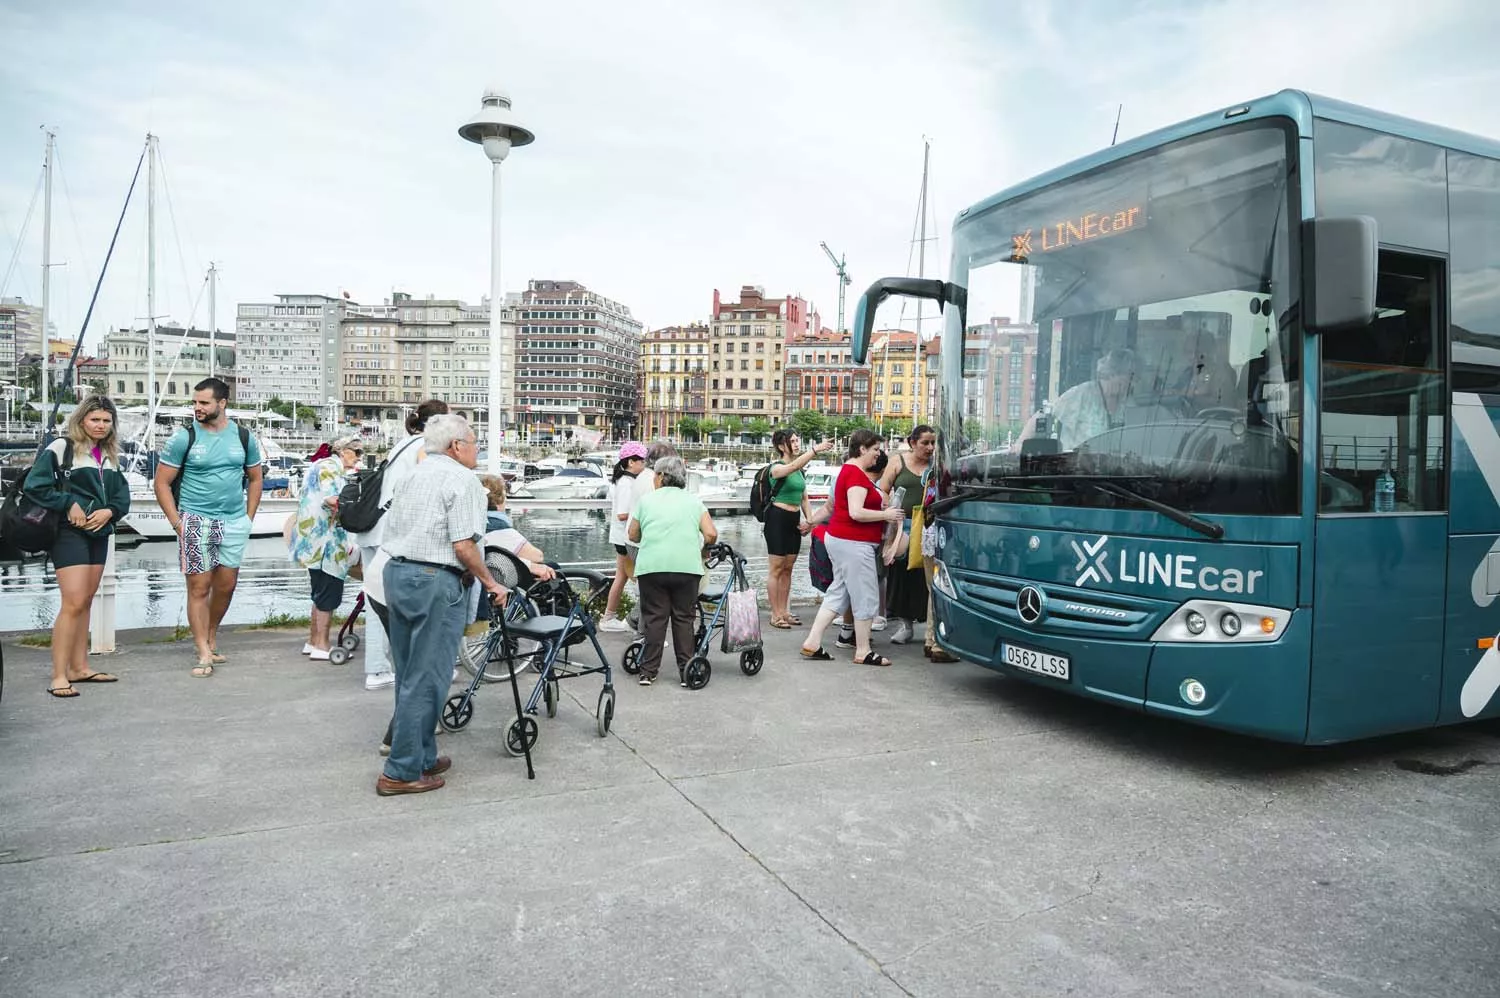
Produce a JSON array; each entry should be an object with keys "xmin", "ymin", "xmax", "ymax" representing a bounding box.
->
[{"xmin": 112, "ymin": 135, "xmax": 300, "ymax": 540}]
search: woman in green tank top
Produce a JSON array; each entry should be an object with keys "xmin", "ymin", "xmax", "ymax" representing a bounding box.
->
[
  {"xmin": 765, "ymin": 428, "xmax": 834, "ymax": 627},
  {"xmin": 878, "ymin": 424, "xmax": 952, "ymax": 657}
]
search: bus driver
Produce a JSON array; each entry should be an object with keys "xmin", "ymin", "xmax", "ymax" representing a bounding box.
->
[{"xmin": 1016, "ymin": 348, "xmax": 1137, "ymax": 452}]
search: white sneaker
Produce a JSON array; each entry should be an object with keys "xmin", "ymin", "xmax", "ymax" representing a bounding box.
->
[
  {"xmin": 600, "ymin": 617, "xmax": 630, "ymax": 633},
  {"xmin": 365, "ymin": 671, "xmax": 395, "ymax": 691},
  {"xmin": 890, "ymin": 621, "xmax": 914, "ymax": 644},
  {"xmin": 871, "ymin": 616, "xmax": 888, "ymax": 631},
  {"xmin": 301, "ymin": 643, "xmax": 315, "ymax": 655},
  {"xmin": 308, "ymin": 647, "xmax": 331, "ymax": 661}
]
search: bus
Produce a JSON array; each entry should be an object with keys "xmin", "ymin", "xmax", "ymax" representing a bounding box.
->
[{"xmin": 851, "ymin": 90, "xmax": 1500, "ymax": 744}]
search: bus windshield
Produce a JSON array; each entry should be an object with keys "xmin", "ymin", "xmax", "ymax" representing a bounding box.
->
[{"xmin": 940, "ymin": 123, "xmax": 1301, "ymax": 516}]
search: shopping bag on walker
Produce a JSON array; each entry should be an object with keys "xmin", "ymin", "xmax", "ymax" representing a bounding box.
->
[{"xmin": 722, "ymin": 584, "xmax": 762, "ymax": 654}]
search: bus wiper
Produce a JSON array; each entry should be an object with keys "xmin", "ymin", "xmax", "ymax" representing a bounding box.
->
[
  {"xmin": 926, "ymin": 482, "xmax": 1065, "ymax": 518},
  {"xmin": 1084, "ymin": 479, "xmax": 1225, "ymax": 540}
]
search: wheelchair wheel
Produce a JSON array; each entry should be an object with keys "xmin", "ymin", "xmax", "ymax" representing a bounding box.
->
[
  {"xmin": 621, "ymin": 641, "xmax": 643, "ymax": 675},
  {"xmin": 544, "ymin": 678, "xmax": 560, "ymax": 718},
  {"xmin": 329, "ymin": 645, "xmax": 350, "ymax": 666},
  {"xmin": 505, "ymin": 716, "xmax": 539, "ymax": 757},
  {"xmin": 441, "ymin": 694, "xmax": 474, "ymax": 732},
  {"xmin": 739, "ymin": 648, "xmax": 764, "ymax": 676},
  {"xmin": 341, "ymin": 632, "xmax": 360, "ymax": 652},
  {"xmin": 597, "ymin": 687, "xmax": 614, "ymax": 737},
  {"xmin": 684, "ymin": 655, "xmax": 711, "ymax": 691}
]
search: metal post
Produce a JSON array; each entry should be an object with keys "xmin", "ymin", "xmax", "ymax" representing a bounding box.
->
[
  {"xmin": 90, "ymin": 534, "xmax": 117, "ymax": 654},
  {"xmin": 40, "ymin": 130, "xmax": 53, "ymax": 422},
  {"xmin": 207, "ymin": 261, "xmax": 217, "ymax": 379},
  {"xmin": 486, "ymin": 161, "xmax": 504, "ymax": 474},
  {"xmin": 146, "ymin": 135, "xmax": 157, "ymax": 450}
]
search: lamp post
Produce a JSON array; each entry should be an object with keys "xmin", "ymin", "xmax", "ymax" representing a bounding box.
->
[{"xmin": 459, "ymin": 89, "xmax": 534, "ymax": 476}]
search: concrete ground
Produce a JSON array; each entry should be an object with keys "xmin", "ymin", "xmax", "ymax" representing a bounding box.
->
[{"xmin": 1, "ymin": 614, "xmax": 1497, "ymax": 998}]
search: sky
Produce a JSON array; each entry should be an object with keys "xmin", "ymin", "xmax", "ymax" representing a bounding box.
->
[{"xmin": 2, "ymin": 0, "xmax": 1498, "ymax": 353}]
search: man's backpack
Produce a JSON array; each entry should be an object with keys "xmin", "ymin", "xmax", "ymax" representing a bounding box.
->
[
  {"xmin": 168, "ymin": 422, "xmax": 254, "ymax": 506},
  {"xmin": 0, "ymin": 440, "xmax": 75, "ymax": 556},
  {"xmin": 748, "ymin": 463, "xmax": 786, "ymax": 523},
  {"xmin": 337, "ymin": 436, "xmax": 421, "ymax": 534}
]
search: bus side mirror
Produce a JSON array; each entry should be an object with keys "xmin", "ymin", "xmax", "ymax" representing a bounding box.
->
[
  {"xmin": 851, "ymin": 278, "xmax": 965, "ymax": 363},
  {"xmin": 1304, "ymin": 216, "xmax": 1377, "ymax": 332}
]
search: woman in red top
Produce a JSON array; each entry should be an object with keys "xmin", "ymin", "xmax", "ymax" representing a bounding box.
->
[{"xmin": 799, "ymin": 429, "xmax": 903, "ymax": 666}]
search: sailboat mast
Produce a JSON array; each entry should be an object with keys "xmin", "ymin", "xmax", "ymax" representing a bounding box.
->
[
  {"xmin": 207, "ymin": 261, "xmax": 217, "ymax": 379},
  {"xmin": 146, "ymin": 134, "xmax": 157, "ymax": 449},
  {"xmin": 40, "ymin": 129, "xmax": 54, "ymax": 424}
]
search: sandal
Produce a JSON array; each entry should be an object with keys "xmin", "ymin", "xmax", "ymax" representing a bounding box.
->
[
  {"xmin": 47, "ymin": 685, "xmax": 80, "ymax": 698},
  {"xmin": 769, "ymin": 618, "xmax": 793, "ymax": 629},
  {"xmin": 784, "ymin": 614, "xmax": 802, "ymax": 626},
  {"xmin": 799, "ymin": 646, "xmax": 834, "ymax": 661},
  {"xmin": 210, "ymin": 651, "xmax": 227, "ymax": 664},
  {"xmin": 69, "ymin": 671, "xmax": 119, "ymax": 683},
  {"xmin": 857, "ymin": 651, "xmax": 892, "ymax": 667},
  {"xmin": 191, "ymin": 663, "xmax": 215, "ymax": 678}
]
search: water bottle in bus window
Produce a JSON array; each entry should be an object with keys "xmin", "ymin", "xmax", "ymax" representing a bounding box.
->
[{"xmin": 1374, "ymin": 444, "xmax": 1397, "ymax": 513}]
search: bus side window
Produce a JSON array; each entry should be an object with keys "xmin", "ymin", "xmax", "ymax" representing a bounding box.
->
[{"xmin": 1319, "ymin": 251, "xmax": 1446, "ymax": 513}]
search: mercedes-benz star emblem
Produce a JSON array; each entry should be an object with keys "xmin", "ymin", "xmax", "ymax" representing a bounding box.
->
[{"xmin": 1016, "ymin": 585, "xmax": 1046, "ymax": 625}]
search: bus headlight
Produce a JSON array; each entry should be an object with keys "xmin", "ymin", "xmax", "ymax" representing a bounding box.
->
[
  {"xmin": 1180, "ymin": 679, "xmax": 1208, "ymax": 705},
  {"xmin": 1151, "ymin": 600, "xmax": 1291, "ymax": 643},
  {"xmin": 931, "ymin": 561, "xmax": 957, "ymax": 599}
]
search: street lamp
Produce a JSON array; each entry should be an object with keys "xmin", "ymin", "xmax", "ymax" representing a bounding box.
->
[{"xmin": 459, "ymin": 88, "xmax": 534, "ymax": 476}]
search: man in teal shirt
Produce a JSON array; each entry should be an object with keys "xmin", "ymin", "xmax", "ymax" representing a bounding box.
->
[{"xmin": 153, "ymin": 377, "xmax": 264, "ymax": 676}]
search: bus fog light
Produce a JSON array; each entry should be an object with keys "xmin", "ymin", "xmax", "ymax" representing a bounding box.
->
[
  {"xmin": 1219, "ymin": 612, "xmax": 1242, "ymax": 637},
  {"xmin": 1260, "ymin": 617, "xmax": 1277, "ymax": 634},
  {"xmin": 1180, "ymin": 679, "xmax": 1208, "ymax": 705},
  {"xmin": 1185, "ymin": 611, "xmax": 1207, "ymax": 635}
]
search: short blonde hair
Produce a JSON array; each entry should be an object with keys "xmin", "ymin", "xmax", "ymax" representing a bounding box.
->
[{"xmin": 479, "ymin": 474, "xmax": 507, "ymax": 511}]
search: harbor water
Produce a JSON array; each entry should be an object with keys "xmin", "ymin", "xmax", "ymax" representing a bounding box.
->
[{"xmin": 0, "ymin": 510, "xmax": 818, "ymax": 634}]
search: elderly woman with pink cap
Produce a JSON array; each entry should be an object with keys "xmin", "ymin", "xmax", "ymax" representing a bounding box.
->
[{"xmin": 600, "ymin": 441, "xmax": 649, "ymax": 631}]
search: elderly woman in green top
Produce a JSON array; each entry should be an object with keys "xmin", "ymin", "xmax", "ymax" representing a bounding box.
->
[{"xmin": 627, "ymin": 455, "xmax": 719, "ymax": 686}]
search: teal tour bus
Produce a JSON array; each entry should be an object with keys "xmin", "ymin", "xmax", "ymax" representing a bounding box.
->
[{"xmin": 852, "ymin": 90, "xmax": 1500, "ymax": 743}]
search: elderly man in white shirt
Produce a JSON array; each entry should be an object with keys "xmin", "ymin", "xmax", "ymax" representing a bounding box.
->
[{"xmin": 376, "ymin": 414, "xmax": 508, "ymax": 797}]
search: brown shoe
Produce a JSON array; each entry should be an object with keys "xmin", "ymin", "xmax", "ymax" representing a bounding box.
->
[
  {"xmin": 928, "ymin": 648, "xmax": 959, "ymax": 663},
  {"xmin": 423, "ymin": 756, "xmax": 452, "ymax": 777},
  {"xmin": 376, "ymin": 773, "xmax": 445, "ymax": 796}
]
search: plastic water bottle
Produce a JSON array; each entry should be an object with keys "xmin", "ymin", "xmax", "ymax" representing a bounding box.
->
[{"xmin": 1374, "ymin": 447, "xmax": 1396, "ymax": 513}]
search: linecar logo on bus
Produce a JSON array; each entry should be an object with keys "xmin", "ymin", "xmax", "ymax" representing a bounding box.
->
[
  {"xmin": 1071, "ymin": 536, "xmax": 1112, "ymax": 586},
  {"xmin": 1071, "ymin": 535, "xmax": 1265, "ymax": 595}
]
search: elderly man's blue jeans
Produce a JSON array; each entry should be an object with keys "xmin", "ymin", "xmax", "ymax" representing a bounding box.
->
[{"xmin": 382, "ymin": 558, "xmax": 467, "ymax": 782}]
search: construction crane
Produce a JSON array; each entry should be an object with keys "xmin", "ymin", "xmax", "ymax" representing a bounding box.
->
[{"xmin": 820, "ymin": 241, "xmax": 852, "ymax": 332}]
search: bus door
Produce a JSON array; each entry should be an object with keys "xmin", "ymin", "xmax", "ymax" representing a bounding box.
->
[{"xmin": 1310, "ymin": 251, "xmax": 1447, "ymax": 742}]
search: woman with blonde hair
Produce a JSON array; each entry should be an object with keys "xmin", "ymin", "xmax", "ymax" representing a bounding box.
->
[
  {"xmin": 288, "ymin": 435, "xmax": 362, "ymax": 660},
  {"xmin": 22, "ymin": 396, "xmax": 131, "ymax": 697}
]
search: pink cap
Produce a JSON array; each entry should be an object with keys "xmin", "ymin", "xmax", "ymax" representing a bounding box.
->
[{"xmin": 618, "ymin": 441, "xmax": 648, "ymax": 461}]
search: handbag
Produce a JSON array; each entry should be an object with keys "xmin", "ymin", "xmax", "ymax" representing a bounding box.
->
[
  {"xmin": 721, "ymin": 561, "xmax": 762, "ymax": 653},
  {"xmin": 0, "ymin": 441, "xmax": 75, "ymax": 556},
  {"xmin": 906, "ymin": 504, "xmax": 926, "ymax": 570}
]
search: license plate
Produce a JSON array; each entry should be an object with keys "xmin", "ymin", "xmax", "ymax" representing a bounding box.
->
[{"xmin": 1001, "ymin": 642, "xmax": 1070, "ymax": 681}]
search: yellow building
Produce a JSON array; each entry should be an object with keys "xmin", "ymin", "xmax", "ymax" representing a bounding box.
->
[
  {"xmin": 868, "ymin": 330, "xmax": 925, "ymax": 426},
  {"xmin": 638, "ymin": 323, "xmax": 710, "ymax": 439}
]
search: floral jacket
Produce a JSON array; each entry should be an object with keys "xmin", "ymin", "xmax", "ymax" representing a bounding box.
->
[{"xmin": 288, "ymin": 456, "xmax": 356, "ymax": 578}]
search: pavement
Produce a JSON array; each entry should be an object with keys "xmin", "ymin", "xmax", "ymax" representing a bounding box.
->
[{"xmin": 1, "ymin": 612, "xmax": 1498, "ymax": 998}]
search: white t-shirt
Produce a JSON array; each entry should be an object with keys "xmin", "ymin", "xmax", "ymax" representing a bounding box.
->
[
  {"xmin": 351, "ymin": 433, "xmax": 426, "ymax": 550},
  {"xmin": 483, "ymin": 527, "xmax": 527, "ymax": 555},
  {"xmin": 608, "ymin": 475, "xmax": 637, "ymax": 545},
  {"xmin": 363, "ymin": 548, "xmax": 390, "ymax": 605}
]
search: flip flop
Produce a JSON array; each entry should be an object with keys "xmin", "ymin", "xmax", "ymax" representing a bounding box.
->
[
  {"xmin": 47, "ymin": 685, "xmax": 80, "ymax": 698},
  {"xmin": 769, "ymin": 618, "xmax": 793, "ymax": 629},
  {"xmin": 857, "ymin": 651, "xmax": 892, "ymax": 667},
  {"xmin": 70, "ymin": 671, "xmax": 119, "ymax": 683},
  {"xmin": 191, "ymin": 663, "xmax": 215, "ymax": 678},
  {"xmin": 210, "ymin": 652, "xmax": 227, "ymax": 664},
  {"xmin": 784, "ymin": 614, "xmax": 803, "ymax": 625}
]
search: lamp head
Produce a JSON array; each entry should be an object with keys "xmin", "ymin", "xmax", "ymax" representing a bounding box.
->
[{"xmin": 459, "ymin": 90, "xmax": 535, "ymax": 164}]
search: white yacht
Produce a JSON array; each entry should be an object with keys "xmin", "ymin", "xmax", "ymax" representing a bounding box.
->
[{"xmin": 518, "ymin": 462, "xmax": 609, "ymax": 500}]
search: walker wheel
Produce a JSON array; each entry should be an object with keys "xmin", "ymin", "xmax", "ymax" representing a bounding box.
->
[
  {"xmin": 441, "ymin": 694, "xmax": 474, "ymax": 732},
  {"xmin": 544, "ymin": 679, "xmax": 560, "ymax": 718},
  {"xmin": 684, "ymin": 655, "xmax": 711, "ymax": 691},
  {"xmin": 621, "ymin": 641, "xmax": 643, "ymax": 675},
  {"xmin": 341, "ymin": 632, "xmax": 360, "ymax": 651},
  {"xmin": 597, "ymin": 688, "xmax": 615, "ymax": 737},
  {"xmin": 505, "ymin": 716, "xmax": 539, "ymax": 756},
  {"xmin": 329, "ymin": 646, "xmax": 350, "ymax": 665},
  {"xmin": 739, "ymin": 648, "xmax": 764, "ymax": 676}
]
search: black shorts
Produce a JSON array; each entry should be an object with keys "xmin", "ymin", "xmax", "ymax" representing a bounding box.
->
[
  {"xmin": 309, "ymin": 568, "xmax": 345, "ymax": 612},
  {"xmin": 52, "ymin": 526, "xmax": 109, "ymax": 569},
  {"xmin": 763, "ymin": 504, "xmax": 803, "ymax": 557},
  {"xmin": 614, "ymin": 544, "xmax": 629, "ymax": 557}
]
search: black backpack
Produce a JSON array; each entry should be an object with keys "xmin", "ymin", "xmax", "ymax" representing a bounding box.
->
[
  {"xmin": 748, "ymin": 463, "xmax": 786, "ymax": 523},
  {"xmin": 0, "ymin": 440, "xmax": 75, "ymax": 556},
  {"xmin": 337, "ymin": 436, "xmax": 421, "ymax": 534},
  {"xmin": 169, "ymin": 422, "xmax": 254, "ymax": 505}
]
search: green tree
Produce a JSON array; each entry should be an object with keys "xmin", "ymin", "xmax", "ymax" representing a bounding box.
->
[
  {"xmin": 266, "ymin": 395, "xmax": 317, "ymax": 428},
  {"xmin": 884, "ymin": 416, "xmax": 914, "ymax": 442},
  {"xmin": 790, "ymin": 409, "xmax": 827, "ymax": 441},
  {"xmin": 676, "ymin": 415, "xmax": 701, "ymax": 441},
  {"xmin": 745, "ymin": 417, "xmax": 773, "ymax": 444},
  {"xmin": 720, "ymin": 414, "xmax": 742, "ymax": 441}
]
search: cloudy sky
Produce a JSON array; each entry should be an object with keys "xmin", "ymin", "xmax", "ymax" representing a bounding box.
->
[{"xmin": 1, "ymin": 0, "xmax": 1497, "ymax": 350}]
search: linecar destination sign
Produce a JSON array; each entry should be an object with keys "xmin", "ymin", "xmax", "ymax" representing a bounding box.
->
[{"xmin": 1010, "ymin": 204, "xmax": 1145, "ymax": 261}]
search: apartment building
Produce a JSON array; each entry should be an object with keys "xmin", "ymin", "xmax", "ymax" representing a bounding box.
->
[
  {"xmin": 101, "ymin": 324, "xmax": 236, "ymax": 403},
  {"xmin": 235, "ymin": 294, "xmax": 347, "ymax": 409},
  {"xmin": 708, "ymin": 285, "xmax": 814, "ymax": 420},
  {"xmin": 964, "ymin": 315, "xmax": 1038, "ymax": 434},
  {"xmin": 339, "ymin": 292, "xmax": 516, "ymax": 435},
  {"xmin": 515, "ymin": 280, "xmax": 641, "ymax": 443},
  {"xmin": 783, "ymin": 329, "xmax": 868, "ymax": 418},
  {"xmin": 868, "ymin": 330, "xmax": 926, "ymax": 424},
  {"xmin": 638, "ymin": 323, "xmax": 709, "ymax": 439},
  {"xmin": 0, "ymin": 297, "xmax": 41, "ymax": 385}
]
